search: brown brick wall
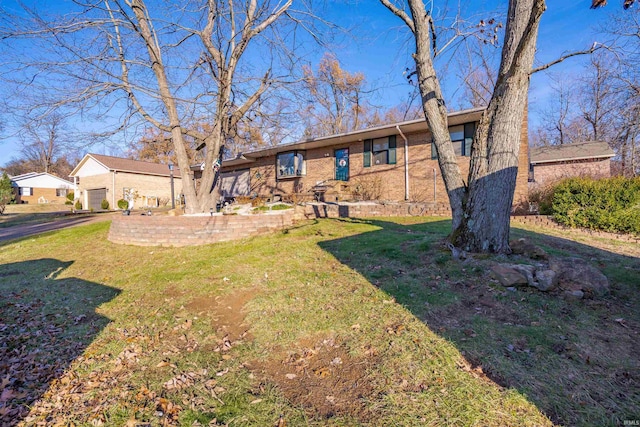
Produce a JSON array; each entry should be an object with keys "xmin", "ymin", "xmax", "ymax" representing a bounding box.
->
[
  {"xmin": 530, "ymin": 158, "xmax": 611, "ymax": 189},
  {"xmin": 15, "ymin": 188, "xmax": 68, "ymax": 205},
  {"xmin": 78, "ymin": 171, "xmax": 183, "ymax": 208},
  {"xmin": 229, "ymin": 122, "xmax": 529, "ymax": 207},
  {"xmin": 108, "ymin": 210, "xmax": 294, "ymax": 247}
]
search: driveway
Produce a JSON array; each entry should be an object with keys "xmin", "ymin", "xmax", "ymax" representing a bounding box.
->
[{"xmin": 0, "ymin": 212, "xmax": 117, "ymax": 243}]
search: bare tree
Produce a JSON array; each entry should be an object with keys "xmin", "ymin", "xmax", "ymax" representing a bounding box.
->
[
  {"xmin": 380, "ymin": 0, "xmax": 545, "ymax": 253},
  {"xmin": 299, "ymin": 53, "xmax": 374, "ymax": 137},
  {"xmin": 532, "ymin": 77, "xmax": 580, "ymax": 146},
  {"xmin": 379, "ymin": 0, "xmax": 629, "ymax": 252},
  {"xmin": 1, "ymin": 0, "xmax": 321, "ymax": 213},
  {"xmin": 456, "ymin": 36, "xmax": 501, "ymax": 109},
  {"xmin": 18, "ymin": 113, "xmax": 70, "ymax": 174},
  {"xmin": 578, "ymin": 53, "xmax": 618, "ymax": 142}
]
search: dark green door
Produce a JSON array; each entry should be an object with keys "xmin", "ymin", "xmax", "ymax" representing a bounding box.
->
[{"xmin": 335, "ymin": 148, "xmax": 349, "ymax": 181}]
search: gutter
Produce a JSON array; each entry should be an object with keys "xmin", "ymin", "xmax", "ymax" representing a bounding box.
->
[
  {"xmin": 396, "ymin": 125, "xmax": 410, "ymax": 201},
  {"xmin": 531, "ymin": 154, "xmax": 615, "ymax": 165}
]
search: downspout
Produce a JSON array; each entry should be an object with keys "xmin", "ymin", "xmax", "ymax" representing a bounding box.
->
[
  {"xmin": 396, "ymin": 125, "xmax": 410, "ymax": 201},
  {"xmin": 433, "ymin": 168, "xmax": 437, "ymax": 203},
  {"xmin": 112, "ymin": 170, "xmax": 116, "ymax": 208}
]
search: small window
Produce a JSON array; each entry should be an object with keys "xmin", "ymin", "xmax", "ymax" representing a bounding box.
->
[
  {"xmin": 277, "ymin": 151, "xmax": 306, "ymax": 179},
  {"xmin": 56, "ymin": 188, "xmax": 68, "ymax": 197},
  {"xmin": 19, "ymin": 187, "xmax": 32, "ymax": 196},
  {"xmin": 364, "ymin": 136, "xmax": 396, "ymax": 167},
  {"xmin": 432, "ymin": 122, "xmax": 476, "ymax": 159}
]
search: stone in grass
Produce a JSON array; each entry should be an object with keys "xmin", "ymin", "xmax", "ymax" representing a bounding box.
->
[
  {"xmin": 549, "ymin": 257, "xmax": 610, "ymax": 297},
  {"xmin": 491, "ymin": 264, "xmax": 530, "ymax": 287},
  {"xmin": 533, "ymin": 269, "xmax": 558, "ymax": 292},
  {"xmin": 564, "ymin": 290, "xmax": 585, "ymax": 300},
  {"xmin": 510, "ymin": 238, "xmax": 549, "ymax": 260}
]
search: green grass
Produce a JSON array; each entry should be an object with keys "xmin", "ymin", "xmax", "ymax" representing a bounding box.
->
[{"xmin": 0, "ymin": 216, "xmax": 638, "ymax": 426}]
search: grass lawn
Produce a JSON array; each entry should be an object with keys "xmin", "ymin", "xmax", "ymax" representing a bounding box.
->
[{"xmin": 0, "ymin": 216, "xmax": 638, "ymax": 426}]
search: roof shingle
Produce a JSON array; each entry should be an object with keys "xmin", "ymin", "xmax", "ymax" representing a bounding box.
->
[
  {"xmin": 90, "ymin": 154, "xmax": 177, "ymax": 176},
  {"xmin": 530, "ymin": 141, "xmax": 615, "ymax": 164}
]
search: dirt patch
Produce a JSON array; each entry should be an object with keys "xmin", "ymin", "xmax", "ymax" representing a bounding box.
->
[
  {"xmin": 163, "ymin": 285, "xmax": 185, "ymax": 299},
  {"xmin": 251, "ymin": 337, "xmax": 377, "ymax": 422},
  {"xmin": 187, "ymin": 289, "xmax": 256, "ymax": 342}
]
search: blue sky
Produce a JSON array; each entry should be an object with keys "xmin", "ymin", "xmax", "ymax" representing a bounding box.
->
[{"xmin": 0, "ymin": 0, "xmax": 622, "ymax": 168}]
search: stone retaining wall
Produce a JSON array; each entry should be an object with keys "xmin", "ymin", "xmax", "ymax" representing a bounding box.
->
[
  {"xmin": 298, "ymin": 202, "xmax": 452, "ymax": 219},
  {"xmin": 511, "ymin": 215, "xmax": 640, "ymax": 243},
  {"xmin": 108, "ymin": 210, "xmax": 295, "ymax": 247}
]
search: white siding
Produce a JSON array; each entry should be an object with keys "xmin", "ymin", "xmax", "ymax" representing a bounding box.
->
[{"xmin": 76, "ymin": 157, "xmax": 110, "ymax": 177}]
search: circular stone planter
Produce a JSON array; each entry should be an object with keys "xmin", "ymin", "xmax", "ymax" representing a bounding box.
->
[{"xmin": 108, "ymin": 210, "xmax": 295, "ymax": 247}]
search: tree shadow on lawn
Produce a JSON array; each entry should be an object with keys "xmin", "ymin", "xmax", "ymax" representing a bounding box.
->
[
  {"xmin": 0, "ymin": 258, "xmax": 120, "ymax": 425},
  {"xmin": 318, "ymin": 218, "xmax": 640, "ymax": 427}
]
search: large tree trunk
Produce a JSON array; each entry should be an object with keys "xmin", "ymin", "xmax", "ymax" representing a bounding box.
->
[
  {"xmin": 452, "ymin": 0, "xmax": 545, "ymax": 253},
  {"xmin": 404, "ymin": 0, "xmax": 467, "ymax": 230},
  {"xmin": 383, "ymin": 0, "xmax": 545, "ymax": 253}
]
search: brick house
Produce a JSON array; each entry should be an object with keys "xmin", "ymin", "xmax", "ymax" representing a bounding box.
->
[
  {"xmin": 218, "ymin": 107, "xmax": 530, "ymax": 207},
  {"xmin": 529, "ymin": 141, "xmax": 615, "ymax": 188},
  {"xmin": 10, "ymin": 172, "xmax": 74, "ymax": 204},
  {"xmin": 70, "ymin": 154, "xmax": 183, "ymax": 210}
]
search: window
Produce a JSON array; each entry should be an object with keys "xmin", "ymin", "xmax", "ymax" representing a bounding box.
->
[
  {"xmin": 19, "ymin": 187, "xmax": 32, "ymax": 196},
  {"xmin": 276, "ymin": 151, "xmax": 306, "ymax": 179},
  {"xmin": 364, "ymin": 135, "xmax": 396, "ymax": 167},
  {"xmin": 431, "ymin": 122, "xmax": 476, "ymax": 159},
  {"xmin": 56, "ymin": 188, "xmax": 67, "ymax": 197}
]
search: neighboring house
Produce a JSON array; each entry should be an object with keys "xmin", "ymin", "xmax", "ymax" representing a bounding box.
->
[
  {"xmin": 529, "ymin": 141, "xmax": 615, "ymax": 188},
  {"xmin": 217, "ymin": 107, "xmax": 530, "ymax": 207},
  {"xmin": 10, "ymin": 172, "xmax": 74, "ymax": 204},
  {"xmin": 70, "ymin": 154, "xmax": 183, "ymax": 210}
]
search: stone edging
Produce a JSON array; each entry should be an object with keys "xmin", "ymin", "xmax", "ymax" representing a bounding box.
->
[{"xmin": 511, "ymin": 215, "xmax": 640, "ymax": 243}]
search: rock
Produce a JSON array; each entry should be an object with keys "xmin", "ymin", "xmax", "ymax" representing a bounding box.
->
[
  {"xmin": 511, "ymin": 264, "xmax": 537, "ymax": 287},
  {"xmin": 533, "ymin": 269, "xmax": 558, "ymax": 292},
  {"xmin": 549, "ymin": 257, "xmax": 610, "ymax": 297},
  {"xmin": 510, "ymin": 238, "xmax": 549, "ymax": 260},
  {"xmin": 491, "ymin": 264, "xmax": 530, "ymax": 287},
  {"xmin": 563, "ymin": 290, "xmax": 584, "ymax": 300}
]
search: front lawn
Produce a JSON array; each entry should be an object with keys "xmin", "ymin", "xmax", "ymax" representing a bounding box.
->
[{"xmin": 0, "ymin": 217, "xmax": 638, "ymax": 426}]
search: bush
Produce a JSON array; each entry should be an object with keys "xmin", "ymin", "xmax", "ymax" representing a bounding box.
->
[
  {"xmin": 551, "ymin": 177, "xmax": 640, "ymax": 235},
  {"xmin": 528, "ymin": 184, "xmax": 555, "ymax": 215},
  {"xmin": 101, "ymin": 199, "xmax": 109, "ymax": 210},
  {"xmin": 117, "ymin": 199, "xmax": 129, "ymax": 210},
  {"xmin": 65, "ymin": 191, "xmax": 74, "ymax": 205},
  {"xmin": 74, "ymin": 200, "xmax": 82, "ymax": 210}
]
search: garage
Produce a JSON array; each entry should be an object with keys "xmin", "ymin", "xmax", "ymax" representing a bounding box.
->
[
  {"xmin": 220, "ymin": 169, "xmax": 250, "ymax": 200},
  {"xmin": 86, "ymin": 188, "xmax": 107, "ymax": 210}
]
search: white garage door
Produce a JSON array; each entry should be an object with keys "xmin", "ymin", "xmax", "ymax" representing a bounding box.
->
[{"xmin": 220, "ymin": 169, "xmax": 250, "ymax": 199}]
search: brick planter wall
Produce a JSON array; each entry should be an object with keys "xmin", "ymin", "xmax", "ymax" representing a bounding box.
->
[{"xmin": 108, "ymin": 210, "xmax": 295, "ymax": 247}]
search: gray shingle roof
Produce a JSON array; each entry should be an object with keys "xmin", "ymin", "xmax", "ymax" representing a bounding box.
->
[
  {"xmin": 90, "ymin": 154, "xmax": 177, "ymax": 176},
  {"xmin": 530, "ymin": 141, "xmax": 615, "ymax": 164}
]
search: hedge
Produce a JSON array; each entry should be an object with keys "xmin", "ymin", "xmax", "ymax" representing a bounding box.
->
[{"xmin": 551, "ymin": 176, "xmax": 640, "ymax": 235}]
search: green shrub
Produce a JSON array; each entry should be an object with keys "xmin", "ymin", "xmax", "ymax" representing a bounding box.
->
[
  {"xmin": 101, "ymin": 199, "xmax": 109, "ymax": 210},
  {"xmin": 117, "ymin": 199, "xmax": 129, "ymax": 210},
  {"xmin": 74, "ymin": 200, "xmax": 82, "ymax": 210},
  {"xmin": 65, "ymin": 191, "xmax": 74, "ymax": 205},
  {"xmin": 551, "ymin": 177, "xmax": 640, "ymax": 235}
]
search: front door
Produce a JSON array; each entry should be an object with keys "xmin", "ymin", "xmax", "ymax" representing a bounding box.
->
[{"xmin": 335, "ymin": 148, "xmax": 349, "ymax": 181}]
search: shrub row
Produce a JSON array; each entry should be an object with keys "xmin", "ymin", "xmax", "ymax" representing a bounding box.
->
[{"xmin": 550, "ymin": 177, "xmax": 640, "ymax": 235}]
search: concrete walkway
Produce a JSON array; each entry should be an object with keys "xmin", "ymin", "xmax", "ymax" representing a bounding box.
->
[{"xmin": 0, "ymin": 212, "xmax": 117, "ymax": 243}]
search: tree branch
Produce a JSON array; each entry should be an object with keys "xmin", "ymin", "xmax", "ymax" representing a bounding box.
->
[
  {"xmin": 379, "ymin": 0, "xmax": 415, "ymax": 33},
  {"xmin": 530, "ymin": 43, "xmax": 602, "ymax": 74}
]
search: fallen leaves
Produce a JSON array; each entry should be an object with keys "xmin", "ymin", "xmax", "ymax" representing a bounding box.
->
[{"xmin": 163, "ymin": 369, "xmax": 208, "ymax": 391}]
